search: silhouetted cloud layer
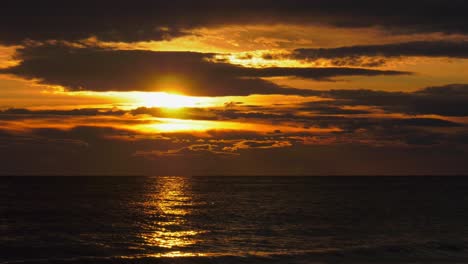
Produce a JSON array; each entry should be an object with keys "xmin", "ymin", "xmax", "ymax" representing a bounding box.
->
[
  {"xmin": 321, "ymin": 84, "xmax": 468, "ymax": 117},
  {"xmin": 293, "ymin": 41, "xmax": 468, "ymax": 66},
  {"xmin": 1, "ymin": 0, "xmax": 468, "ymax": 44},
  {"xmin": 1, "ymin": 1, "xmax": 468, "ymax": 175},
  {"xmin": 1, "ymin": 45, "xmax": 408, "ymax": 96},
  {"xmin": 0, "ymin": 121, "xmax": 466, "ymax": 175},
  {"xmin": 1, "ymin": 82, "xmax": 467, "ymax": 175}
]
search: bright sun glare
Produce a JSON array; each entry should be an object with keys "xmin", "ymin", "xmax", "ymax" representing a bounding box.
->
[{"xmin": 137, "ymin": 92, "xmax": 206, "ymax": 109}]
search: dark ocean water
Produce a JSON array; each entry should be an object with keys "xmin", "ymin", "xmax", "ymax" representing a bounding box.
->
[{"xmin": 1, "ymin": 176, "xmax": 468, "ymax": 264}]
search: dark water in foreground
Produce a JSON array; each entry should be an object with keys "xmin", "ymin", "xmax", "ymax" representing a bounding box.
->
[{"xmin": 1, "ymin": 176, "xmax": 468, "ymax": 264}]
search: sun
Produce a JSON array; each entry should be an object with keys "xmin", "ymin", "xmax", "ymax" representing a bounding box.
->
[{"xmin": 133, "ymin": 92, "xmax": 208, "ymax": 109}]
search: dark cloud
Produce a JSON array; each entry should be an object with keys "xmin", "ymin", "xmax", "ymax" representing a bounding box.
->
[
  {"xmin": 322, "ymin": 84, "xmax": 468, "ymax": 117},
  {"xmin": 300, "ymin": 116, "xmax": 463, "ymax": 133},
  {"xmin": 0, "ymin": 103, "xmax": 467, "ymax": 175},
  {"xmin": 241, "ymin": 67, "xmax": 408, "ymax": 80},
  {"xmin": 390, "ymin": 118, "xmax": 463, "ymax": 128},
  {"xmin": 0, "ymin": 45, "xmax": 408, "ymax": 96},
  {"xmin": 2, "ymin": 85, "xmax": 467, "ymax": 124},
  {"xmin": 1, "ymin": 125, "xmax": 467, "ymax": 175},
  {"xmin": 0, "ymin": 83, "xmax": 467, "ymax": 176},
  {"xmin": 297, "ymin": 104, "xmax": 372, "ymax": 115},
  {"xmin": 130, "ymin": 105, "xmax": 368, "ymax": 122},
  {"xmin": 135, "ymin": 144, "xmax": 237, "ymax": 157},
  {"xmin": 1, "ymin": 1, "xmax": 468, "ymax": 45},
  {"xmin": 2, "ymin": 105, "xmax": 464, "ymax": 147},
  {"xmin": 0, "ymin": 108, "xmax": 125, "ymax": 117},
  {"xmin": 293, "ymin": 41, "xmax": 468, "ymax": 66}
]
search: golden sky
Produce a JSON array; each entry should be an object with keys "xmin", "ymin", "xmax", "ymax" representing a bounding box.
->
[{"xmin": 1, "ymin": 1, "xmax": 468, "ymax": 175}]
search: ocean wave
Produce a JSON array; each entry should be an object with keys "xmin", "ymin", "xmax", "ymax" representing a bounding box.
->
[{"xmin": 3, "ymin": 241, "xmax": 468, "ymax": 264}]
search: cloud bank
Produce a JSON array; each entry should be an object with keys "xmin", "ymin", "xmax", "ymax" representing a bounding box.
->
[{"xmin": 1, "ymin": 45, "xmax": 409, "ymax": 96}]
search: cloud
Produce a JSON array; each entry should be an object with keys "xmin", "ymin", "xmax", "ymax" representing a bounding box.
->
[
  {"xmin": 322, "ymin": 84, "xmax": 468, "ymax": 116},
  {"xmin": 136, "ymin": 139, "xmax": 293, "ymax": 158},
  {"xmin": 1, "ymin": 102, "xmax": 465, "ymax": 151},
  {"xmin": 2, "ymin": 84, "xmax": 467, "ymax": 122},
  {"xmin": 239, "ymin": 67, "xmax": 408, "ymax": 80},
  {"xmin": 1, "ymin": 124, "xmax": 467, "ymax": 175},
  {"xmin": 293, "ymin": 41, "xmax": 468, "ymax": 66},
  {"xmin": 222, "ymin": 140, "xmax": 292, "ymax": 151},
  {"xmin": 389, "ymin": 118, "xmax": 463, "ymax": 128},
  {"xmin": 1, "ymin": 1, "xmax": 468, "ymax": 45},
  {"xmin": 135, "ymin": 144, "xmax": 237, "ymax": 157},
  {"xmin": 1, "ymin": 108, "xmax": 125, "ymax": 117},
  {"xmin": 0, "ymin": 105, "xmax": 467, "ymax": 175},
  {"xmin": 0, "ymin": 45, "xmax": 409, "ymax": 96},
  {"xmin": 297, "ymin": 104, "xmax": 372, "ymax": 115}
]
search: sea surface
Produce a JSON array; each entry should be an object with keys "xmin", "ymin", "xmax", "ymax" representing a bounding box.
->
[{"xmin": 1, "ymin": 176, "xmax": 468, "ymax": 264}]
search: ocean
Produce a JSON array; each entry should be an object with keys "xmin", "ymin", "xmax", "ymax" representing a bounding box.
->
[{"xmin": 1, "ymin": 176, "xmax": 468, "ymax": 263}]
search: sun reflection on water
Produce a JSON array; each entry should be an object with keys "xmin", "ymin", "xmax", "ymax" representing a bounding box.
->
[{"xmin": 141, "ymin": 177, "xmax": 204, "ymax": 255}]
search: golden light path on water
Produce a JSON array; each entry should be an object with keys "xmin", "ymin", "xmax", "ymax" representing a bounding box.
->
[{"xmin": 139, "ymin": 177, "xmax": 207, "ymax": 257}]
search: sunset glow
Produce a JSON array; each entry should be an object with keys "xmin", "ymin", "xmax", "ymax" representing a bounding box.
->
[
  {"xmin": 0, "ymin": 1, "xmax": 467, "ymax": 175},
  {"xmin": 2, "ymin": 3, "xmax": 468, "ymax": 264},
  {"xmin": 131, "ymin": 92, "xmax": 211, "ymax": 109}
]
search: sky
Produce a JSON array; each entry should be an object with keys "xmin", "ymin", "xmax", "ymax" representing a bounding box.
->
[{"xmin": 0, "ymin": 0, "xmax": 468, "ymax": 175}]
